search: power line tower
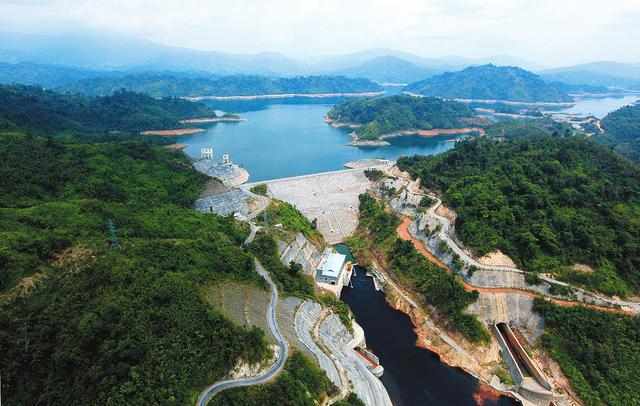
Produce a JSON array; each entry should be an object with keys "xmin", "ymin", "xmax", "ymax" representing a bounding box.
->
[{"xmin": 107, "ymin": 219, "xmax": 120, "ymax": 248}]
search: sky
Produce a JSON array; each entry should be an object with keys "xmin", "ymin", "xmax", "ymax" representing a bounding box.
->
[{"xmin": 0, "ymin": 0, "xmax": 639, "ymax": 66}]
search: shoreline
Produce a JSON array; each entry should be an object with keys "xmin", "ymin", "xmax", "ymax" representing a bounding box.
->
[
  {"xmin": 403, "ymin": 92, "xmax": 576, "ymax": 106},
  {"xmin": 381, "ymin": 293, "xmax": 518, "ymax": 404},
  {"xmin": 179, "ymin": 117, "xmax": 245, "ymax": 124},
  {"xmin": 325, "ymin": 116, "xmax": 484, "ymax": 147},
  {"xmin": 141, "ymin": 128, "xmax": 206, "ymax": 136},
  {"xmin": 185, "ymin": 91, "xmax": 386, "ymax": 101}
]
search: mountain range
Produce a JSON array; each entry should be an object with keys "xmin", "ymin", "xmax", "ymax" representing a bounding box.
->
[{"xmin": 1, "ymin": 30, "xmax": 639, "ymax": 89}]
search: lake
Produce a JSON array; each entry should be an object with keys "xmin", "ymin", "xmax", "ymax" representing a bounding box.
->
[
  {"xmin": 174, "ymin": 98, "xmax": 464, "ymax": 182},
  {"xmin": 174, "ymin": 93, "xmax": 639, "ymax": 183}
]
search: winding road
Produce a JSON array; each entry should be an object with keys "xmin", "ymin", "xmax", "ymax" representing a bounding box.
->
[
  {"xmin": 196, "ymin": 258, "xmax": 288, "ymax": 405},
  {"xmin": 400, "ymin": 190, "xmax": 640, "ymax": 314},
  {"xmin": 197, "ymin": 191, "xmax": 289, "ymax": 406}
]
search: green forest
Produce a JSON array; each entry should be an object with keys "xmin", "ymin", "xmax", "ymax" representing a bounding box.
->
[
  {"xmin": 0, "ymin": 132, "xmax": 273, "ymax": 404},
  {"xmin": 327, "ymin": 95, "xmax": 477, "ymax": 140},
  {"xmin": 599, "ymin": 103, "xmax": 640, "ymax": 162},
  {"xmin": 534, "ymin": 298, "xmax": 640, "ymax": 405},
  {"xmin": 0, "ymin": 84, "xmax": 216, "ymax": 134},
  {"xmin": 398, "ymin": 136, "xmax": 640, "ymax": 296},
  {"xmin": 58, "ymin": 74, "xmax": 382, "ymax": 97},
  {"xmin": 403, "ymin": 65, "xmax": 573, "ymax": 102},
  {"xmin": 347, "ymin": 194, "xmax": 489, "ymax": 343}
]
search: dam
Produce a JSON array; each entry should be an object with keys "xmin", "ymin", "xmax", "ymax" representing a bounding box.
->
[{"xmin": 242, "ymin": 163, "xmax": 393, "ymax": 243}]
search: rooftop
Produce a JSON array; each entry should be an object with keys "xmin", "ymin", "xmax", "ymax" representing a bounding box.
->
[{"xmin": 319, "ymin": 253, "xmax": 346, "ymax": 278}]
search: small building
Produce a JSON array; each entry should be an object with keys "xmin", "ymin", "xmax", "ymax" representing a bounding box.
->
[
  {"xmin": 201, "ymin": 148, "xmax": 214, "ymax": 160},
  {"xmin": 316, "ymin": 252, "xmax": 346, "ymax": 285}
]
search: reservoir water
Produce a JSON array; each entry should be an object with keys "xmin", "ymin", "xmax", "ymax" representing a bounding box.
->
[
  {"xmin": 174, "ymin": 94, "xmax": 638, "ymax": 182},
  {"xmin": 174, "ymin": 99, "xmax": 463, "ymax": 182}
]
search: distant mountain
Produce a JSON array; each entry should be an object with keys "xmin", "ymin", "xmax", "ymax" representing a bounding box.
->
[
  {"xmin": 58, "ymin": 74, "xmax": 382, "ymax": 97},
  {"xmin": 540, "ymin": 61, "xmax": 640, "ymax": 89},
  {"xmin": 405, "ymin": 65, "xmax": 572, "ymax": 102},
  {"xmin": 432, "ymin": 55, "xmax": 547, "ymax": 72},
  {"xmin": 598, "ymin": 104, "xmax": 640, "ymax": 162},
  {"xmin": 0, "ymin": 31, "xmax": 309, "ymax": 75},
  {"xmin": 333, "ymin": 55, "xmax": 440, "ymax": 84},
  {"xmin": 0, "ymin": 62, "xmax": 109, "ymax": 88},
  {"xmin": 543, "ymin": 61, "xmax": 640, "ymax": 79}
]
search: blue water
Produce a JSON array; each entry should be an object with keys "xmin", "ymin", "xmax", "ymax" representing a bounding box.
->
[{"xmin": 175, "ymin": 101, "xmax": 462, "ymax": 182}]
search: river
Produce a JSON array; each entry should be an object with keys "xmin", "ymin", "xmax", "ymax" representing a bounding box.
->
[{"xmin": 332, "ymin": 245, "xmax": 518, "ymax": 406}]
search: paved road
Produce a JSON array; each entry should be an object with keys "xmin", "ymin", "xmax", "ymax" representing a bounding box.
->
[
  {"xmin": 421, "ymin": 195, "xmax": 640, "ymax": 313},
  {"xmin": 196, "ymin": 259, "xmax": 288, "ymax": 405}
]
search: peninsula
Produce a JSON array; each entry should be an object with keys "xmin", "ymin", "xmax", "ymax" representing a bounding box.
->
[{"xmin": 326, "ymin": 94, "xmax": 485, "ymax": 146}]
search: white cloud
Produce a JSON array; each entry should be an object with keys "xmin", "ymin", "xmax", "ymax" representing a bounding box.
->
[{"xmin": 0, "ymin": 0, "xmax": 638, "ymax": 65}]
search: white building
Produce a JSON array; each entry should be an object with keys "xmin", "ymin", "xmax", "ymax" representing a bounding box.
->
[
  {"xmin": 316, "ymin": 252, "xmax": 347, "ymax": 285},
  {"xmin": 201, "ymin": 148, "xmax": 213, "ymax": 160}
]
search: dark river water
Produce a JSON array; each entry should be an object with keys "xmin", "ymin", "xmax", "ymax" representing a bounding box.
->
[{"xmin": 341, "ymin": 265, "xmax": 517, "ymax": 406}]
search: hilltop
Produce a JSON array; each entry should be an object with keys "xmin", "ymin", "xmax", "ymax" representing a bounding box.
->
[
  {"xmin": 598, "ymin": 103, "xmax": 640, "ymax": 162},
  {"xmin": 404, "ymin": 65, "xmax": 573, "ymax": 103},
  {"xmin": 0, "ymin": 84, "xmax": 216, "ymax": 134},
  {"xmin": 398, "ymin": 135, "xmax": 640, "ymax": 296}
]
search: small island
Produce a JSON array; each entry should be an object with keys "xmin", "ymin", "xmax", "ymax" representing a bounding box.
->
[
  {"xmin": 143, "ymin": 113, "xmax": 244, "ymax": 136},
  {"xmin": 179, "ymin": 113, "xmax": 245, "ymax": 124},
  {"xmin": 326, "ymin": 95, "xmax": 486, "ymax": 146}
]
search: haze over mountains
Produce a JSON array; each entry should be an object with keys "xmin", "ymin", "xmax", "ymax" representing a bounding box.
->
[{"xmin": 1, "ymin": 30, "xmax": 639, "ymax": 89}]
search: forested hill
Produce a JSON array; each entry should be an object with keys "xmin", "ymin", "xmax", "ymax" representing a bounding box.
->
[
  {"xmin": 326, "ymin": 95, "xmax": 477, "ymax": 140},
  {"xmin": 598, "ymin": 103, "xmax": 640, "ymax": 162},
  {"xmin": 404, "ymin": 65, "xmax": 573, "ymax": 102},
  {"xmin": 0, "ymin": 84, "xmax": 216, "ymax": 134},
  {"xmin": 0, "ymin": 133, "xmax": 271, "ymax": 403},
  {"xmin": 398, "ymin": 136, "xmax": 640, "ymax": 296},
  {"xmin": 57, "ymin": 74, "xmax": 382, "ymax": 97}
]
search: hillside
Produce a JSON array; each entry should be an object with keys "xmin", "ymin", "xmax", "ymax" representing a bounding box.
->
[
  {"xmin": 58, "ymin": 74, "xmax": 382, "ymax": 97},
  {"xmin": 0, "ymin": 133, "xmax": 272, "ymax": 403},
  {"xmin": 404, "ymin": 65, "xmax": 572, "ymax": 102},
  {"xmin": 398, "ymin": 136, "xmax": 640, "ymax": 296},
  {"xmin": 326, "ymin": 95, "xmax": 477, "ymax": 140},
  {"xmin": 334, "ymin": 55, "xmax": 440, "ymax": 84},
  {"xmin": 598, "ymin": 103, "xmax": 640, "ymax": 162},
  {"xmin": 0, "ymin": 84, "xmax": 215, "ymax": 133}
]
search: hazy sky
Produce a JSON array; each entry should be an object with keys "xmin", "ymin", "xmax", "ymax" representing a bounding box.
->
[{"xmin": 1, "ymin": 0, "xmax": 639, "ymax": 66}]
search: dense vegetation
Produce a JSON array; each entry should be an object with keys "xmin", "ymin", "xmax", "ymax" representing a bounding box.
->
[
  {"xmin": 327, "ymin": 95, "xmax": 476, "ymax": 140},
  {"xmin": 404, "ymin": 65, "xmax": 572, "ymax": 102},
  {"xmin": 0, "ymin": 133, "xmax": 272, "ymax": 404},
  {"xmin": 348, "ymin": 194, "xmax": 489, "ymax": 343},
  {"xmin": 534, "ymin": 298, "xmax": 640, "ymax": 405},
  {"xmin": 58, "ymin": 74, "xmax": 382, "ymax": 97},
  {"xmin": 0, "ymin": 84, "xmax": 216, "ymax": 134},
  {"xmin": 263, "ymin": 199, "xmax": 323, "ymax": 245},
  {"xmin": 248, "ymin": 232, "xmax": 316, "ymax": 297},
  {"xmin": 398, "ymin": 136, "xmax": 640, "ymax": 295},
  {"xmin": 599, "ymin": 103, "xmax": 640, "ymax": 162},
  {"xmin": 211, "ymin": 352, "xmax": 331, "ymax": 405}
]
